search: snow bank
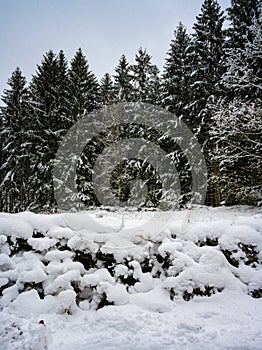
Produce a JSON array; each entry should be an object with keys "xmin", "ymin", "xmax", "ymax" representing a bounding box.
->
[
  {"xmin": 0, "ymin": 206, "xmax": 261, "ymax": 314},
  {"xmin": 0, "ymin": 206, "xmax": 261, "ymax": 349}
]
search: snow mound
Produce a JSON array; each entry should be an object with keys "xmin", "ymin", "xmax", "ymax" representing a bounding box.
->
[
  {"xmin": 0, "ymin": 206, "xmax": 261, "ymax": 314},
  {"xmin": 0, "ymin": 206, "xmax": 262, "ymax": 349}
]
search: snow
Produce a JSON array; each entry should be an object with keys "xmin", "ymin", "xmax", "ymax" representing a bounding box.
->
[
  {"xmin": 1, "ymin": 292, "xmax": 261, "ymax": 350},
  {"xmin": 98, "ymin": 282, "xmax": 129, "ymax": 306},
  {"xmin": 0, "ymin": 206, "xmax": 261, "ymax": 349},
  {"xmin": 130, "ymin": 260, "xmax": 154, "ymax": 293},
  {"xmin": 28, "ymin": 237, "xmax": 58, "ymax": 251},
  {"xmin": 81, "ymin": 268, "xmax": 115, "ymax": 287}
]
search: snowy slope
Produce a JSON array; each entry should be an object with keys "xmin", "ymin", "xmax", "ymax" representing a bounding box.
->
[{"xmin": 0, "ymin": 206, "xmax": 261, "ymax": 349}]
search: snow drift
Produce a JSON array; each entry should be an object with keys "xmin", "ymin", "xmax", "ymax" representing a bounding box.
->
[{"xmin": 0, "ymin": 206, "xmax": 261, "ymax": 349}]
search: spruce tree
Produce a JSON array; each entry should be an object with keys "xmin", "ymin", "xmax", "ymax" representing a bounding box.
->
[
  {"xmin": 210, "ymin": 17, "xmax": 262, "ymax": 205},
  {"xmin": 211, "ymin": 99, "xmax": 261, "ymax": 205},
  {"xmin": 113, "ymin": 54, "xmax": 134, "ymax": 102},
  {"xmin": 111, "ymin": 49, "xmax": 162, "ymax": 207},
  {"xmin": 68, "ymin": 48, "xmax": 99, "ymax": 122},
  {"xmin": 57, "ymin": 50, "xmax": 72, "ymax": 129},
  {"xmin": 100, "ymin": 73, "xmax": 115, "ymax": 106},
  {"xmin": 0, "ymin": 109, "xmax": 3, "ymax": 211},
  {"xmin": 66, "ymin": 49, "xmax": 100, "ymax": 207},
  {"xmin": 190, "ymin": 0, "xmax": 225, "ymax": 137},
  {"xmin": 222, "ymin": 19, "xmax": 262, "ymax": 101},
  {"xmin": 227, "ymin": 0, "xmax": 261, "ymax": 51},
  {"xmin": 161, "ymin": 23, "xmax": 198, "ymax": 205},
  {"xmin": 29, "ymin": 50, "xmax": 70, "ymax": 211},
  {"xmin": 224, "ymin": 1, "xmax": 262, "ymax": 101},
  {"xmin": 189, "ymin": 0, "xmax": 225, "ymax": 206},
  {"xmin": 146, "ymin": 65, "xmax": 162, "ymax": 105},
  {"xmin": 131, "ymin": 47, "xmax": 161, "ymax": 104},
  {"xmin": 0, "ymin": 68, "xmax": 32, "ymax": 212},
  {"xmin": 162, "ymin": 22, "xmax": 193, "ymax": 127}
]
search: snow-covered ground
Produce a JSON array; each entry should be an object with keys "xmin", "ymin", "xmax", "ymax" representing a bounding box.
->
[
  {"xmin": 0, "ymin": 206, "xmax": 261, "ymax": 349},
  {"xmin": 1, "ymin": 291, "xmax": 262, "ymax": 350}
]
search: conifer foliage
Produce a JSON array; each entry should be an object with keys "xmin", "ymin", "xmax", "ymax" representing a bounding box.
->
[
  {"xmin": 100, "ymin": 73, "xmax": 115, "ymax": 105},
  {"xmin": 29, "ymin": 50, "xmax": 69, "ymax": 210},
  {"xmin": 227, "ymin": 0, "xmax": 261, "ymax": 51},
  {"xmin": 210, "ymin": 3, "xmax": 262, "ymax": 205},
  {"xmin": 0, "ymin": 68, "xmax": 31, "ymax": 212},
  {"xmin": 189, "ymin": 0, "xmax": 225, "ymax": 140},
  {"xmin": 131, "ymin": 47, "xmax": 161, "ymax": 104},
  {"xmin": 162, "ymin": 22, "xmax": 192, "ymax": 126},
  {"xmin": 0, "ymin": 0, "xmax": 261, "ymax": 212},
  {"xmin": 113, "ymin": 54, "xmax": 134, "ymax": 102},
  {"xmin": 68, "ymin": 48, "xmax": 99, "ymax": 120}
]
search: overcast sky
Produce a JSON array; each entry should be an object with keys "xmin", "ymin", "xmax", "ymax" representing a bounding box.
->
[{"xmin": 0, "ymin": 0, "xmax": 230, "ymax": 96}]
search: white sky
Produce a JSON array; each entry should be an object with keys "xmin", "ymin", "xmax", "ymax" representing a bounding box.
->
[{"xmin": 0, "ymin": 0, "xmax": 230, "ymax": 97}]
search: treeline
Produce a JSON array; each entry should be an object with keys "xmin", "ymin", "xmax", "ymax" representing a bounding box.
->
[{"xmin": 0, "ymin": 0, "xmax": 261, "ymax": 213}]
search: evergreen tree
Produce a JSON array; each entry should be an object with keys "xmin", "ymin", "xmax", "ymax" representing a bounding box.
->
[
  {"xmin": 29, "ymin": 50, "xmax": 70, "ymax": 211},
  {"xmin": 162, "ymin": 22, "xmax": 193, "ymax": 126},
  {"xmin": 30, "ymin": 51, "xmax": 63, "ymax": 120},
  {"xmin": 113, "ymin": 54, "xmax": 134, "ymax": 102},
  {"xmin": 189, "ymin": 0, "xmax": 225, "ymax": 138},
  {"xmin": 210, "ymin": 99, "xmax": 261, "ymax": 205},
  {"xmin": 222, "ymin": 19, "xmax": 262, "ymax": 101},
  {"xmin": 227, "ymin": 0, "xmax": 261, "ymax": 50},
  {"xmin": 188, "ymin": 0, "xmax": 225, "ymax": 206},
  {"xmin": 0, "ymin": 109, "xmax": 3, "ymax": 211},
  {"xmin": 104, "ymin": 50, "xmax": 162, "ymax": 208},
  {"xmin": 0, "ymin": 68, "xmax": 32, "ymax": 212},
  {"xmin": 131, "ymin": 47, "xmax": 161, "ymax": 104},
  {"xmin": 66, "ymin": 49, "xmax": 100, "ymax": 207},
  {"xmin": 57, "ymin": 50, "xmax": 71, "ymax": 128},
  {"xmin": 146, "ymin": 65, "xmax": 162, "ymax": 105},
  {"xmin": 100, "ymin": 73, "xmax": 115, "ymax": 106},
  {"xmin": 161, "ymin": 23, "xmax": 198, "ymax": 205},
  {"xmin": 68, "ymin": 48, "xmax": 99, "ymax": 122},
  {"xmin": 210, "ymin": 20, "xmax": 262, "ymax": 205}
]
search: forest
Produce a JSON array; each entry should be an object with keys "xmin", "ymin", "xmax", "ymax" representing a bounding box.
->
[
  {"xmin": 0, "ymin": 2, "xmax": 262, "ymax": 348},
  {"xmin": 0, "ymin": 0, "xmax": 261, "ymax": 213}
]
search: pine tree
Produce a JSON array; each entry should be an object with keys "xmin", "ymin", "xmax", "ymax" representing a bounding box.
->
[
  {"xmin": 68, "ymin": 48, "xmax": 99, "ymax": 122},
  {"xmin": 100, "ymin": 73, "xmax": 115, "ymax": 106},
  {"xmin": 0, "ymin": 68, "xmax": 32, "ymax": 212},
  {"xmin": 162, "ymin": 22, "xmax": 193, "ymax": 126},
  {"xmin": 113, "ymin": 54, "xmax": 134, "ymax": 102}
]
